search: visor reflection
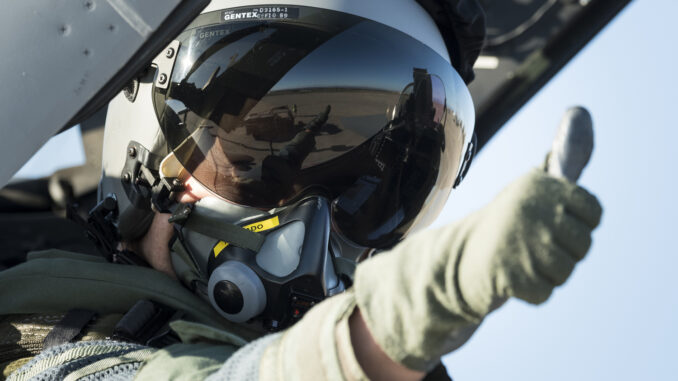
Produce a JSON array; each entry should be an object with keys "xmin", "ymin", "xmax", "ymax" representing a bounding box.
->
[{"xmin": 153, "ymin": 6, "xmax": 473, "ymax": 247}]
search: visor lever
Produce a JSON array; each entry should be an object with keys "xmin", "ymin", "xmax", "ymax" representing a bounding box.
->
[{"xmin": 152, "ymin": 177, "xmax": 184, "ymax": 213}]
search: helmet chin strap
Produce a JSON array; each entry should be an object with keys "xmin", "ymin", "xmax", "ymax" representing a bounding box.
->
[{"xmin": 167, "ymin": 195, "xmax": 353, "ymax": 330}]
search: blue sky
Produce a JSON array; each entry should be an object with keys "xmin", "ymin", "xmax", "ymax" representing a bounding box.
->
[
  {"xmin": 12, "ymin": 1, "xmax": 676, "ymax": 379},
  {"xmin": 436, "ymin": 1, "xmax": 678, "ymax": 379},
  {"xmin": 13, "ymin": 126, "xmax": 84, "ymax": 179}
]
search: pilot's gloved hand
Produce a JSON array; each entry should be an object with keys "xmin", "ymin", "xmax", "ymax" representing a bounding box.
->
[
  {"xmin": 353, "ymin": 168, "xmax": 602, "ymax": 372},
  {"xmin": 458, "ymin": 168, "xmax": 602, "ymax": 315}
]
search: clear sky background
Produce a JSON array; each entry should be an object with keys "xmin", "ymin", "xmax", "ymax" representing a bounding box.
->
[
  {"xmin": 435, "ymin": 1, "xmax": 678, "ymax": 380},
  {"xmin": 12, "ymin": 1, "xmax": 676, "ymax": 380}
]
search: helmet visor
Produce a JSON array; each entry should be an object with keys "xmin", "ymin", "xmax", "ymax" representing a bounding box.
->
[{"xmin": 153, "ymin": 5, "xmax": 474, "ymax": 247}]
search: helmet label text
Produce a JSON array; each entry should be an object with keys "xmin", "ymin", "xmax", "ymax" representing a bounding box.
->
[{"xmin": 222, "ymin": 7, "xmax": 299, "ymax": 22}]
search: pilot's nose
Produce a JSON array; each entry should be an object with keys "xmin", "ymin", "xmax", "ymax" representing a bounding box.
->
[{"xmin": 177, "ymin": 175, "xmax": 213, "ymax": 203}]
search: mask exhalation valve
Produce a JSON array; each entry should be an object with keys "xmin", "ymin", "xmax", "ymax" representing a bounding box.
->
[{"xmin": 208, "ymin": 261, "xmax": 267, "ymax": 322}]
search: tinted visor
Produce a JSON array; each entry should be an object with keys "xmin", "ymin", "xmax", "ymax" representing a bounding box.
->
[{"xmin": 153, "ymin": 6, "xmax": 474, "ymax": 248}]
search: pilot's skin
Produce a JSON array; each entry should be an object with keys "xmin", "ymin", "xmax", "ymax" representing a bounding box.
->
[{"xmin": 0, "ymin": 1, "xmax": 601, "ymax": 380}]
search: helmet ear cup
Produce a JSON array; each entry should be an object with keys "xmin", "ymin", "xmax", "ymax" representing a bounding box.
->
[{"xmin": 208, "ymin": 261, "xmax": 267, "ymax": 322}]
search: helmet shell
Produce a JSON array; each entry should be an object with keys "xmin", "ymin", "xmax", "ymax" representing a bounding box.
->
[
  {"xmin": 203, "ymin": 0, "xmax": 451, "ymax": 63},
  {"xmin": 100, "ymin": 0, "xmax": 474, "ymax": 242}
]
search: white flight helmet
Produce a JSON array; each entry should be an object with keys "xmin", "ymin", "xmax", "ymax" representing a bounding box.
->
[{"xmin": 99, "ymin": 0, "xmax": 482, "ymax": 246}]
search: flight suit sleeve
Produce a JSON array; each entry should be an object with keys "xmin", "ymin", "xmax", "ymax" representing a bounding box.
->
[{"xmin": 257, "ymin": 291, "xmax": 366, "ymax": 381}]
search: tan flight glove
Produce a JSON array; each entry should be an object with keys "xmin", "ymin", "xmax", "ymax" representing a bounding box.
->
[{"xmin": 354, "ymin": 168, "xmax": 602, "ymax": 372}]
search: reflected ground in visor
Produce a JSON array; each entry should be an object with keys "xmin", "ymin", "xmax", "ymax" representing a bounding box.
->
[{"xmin": 153, "ymin": 6, "xmax": 471, "ymax": 247}]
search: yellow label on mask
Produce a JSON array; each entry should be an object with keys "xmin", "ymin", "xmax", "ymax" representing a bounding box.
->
[{"xmin": 213, "ymin": 215, "xmax": 280, "ymax": 258}]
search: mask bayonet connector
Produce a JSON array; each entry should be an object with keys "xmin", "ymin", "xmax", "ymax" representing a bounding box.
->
[
  {"xmin": 67, "ymin": 194, "xmax": 148, "ymax": 266},
  {"xmin": 67, "ymin": 194, "xmax": 119, "ymax": 258},
  {"xmin": 121, "ymin": 141, "xmax": 179, "ymax": 214}
]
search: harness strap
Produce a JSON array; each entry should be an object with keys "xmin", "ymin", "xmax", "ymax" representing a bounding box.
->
[
  {"xmin": 170, "ymin": 204, "xmax": 265, "ymax": 252},
  {"xmin": 0, "ymin": 313, "xmax": 121, "ymax": 379},
  {"xmin": 1, "ymin": 299, "xmax": 183, "ymax": 378},
  {"xmin": 43, "ymin": 309, "xmax": 96, "ymax": 349}
]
